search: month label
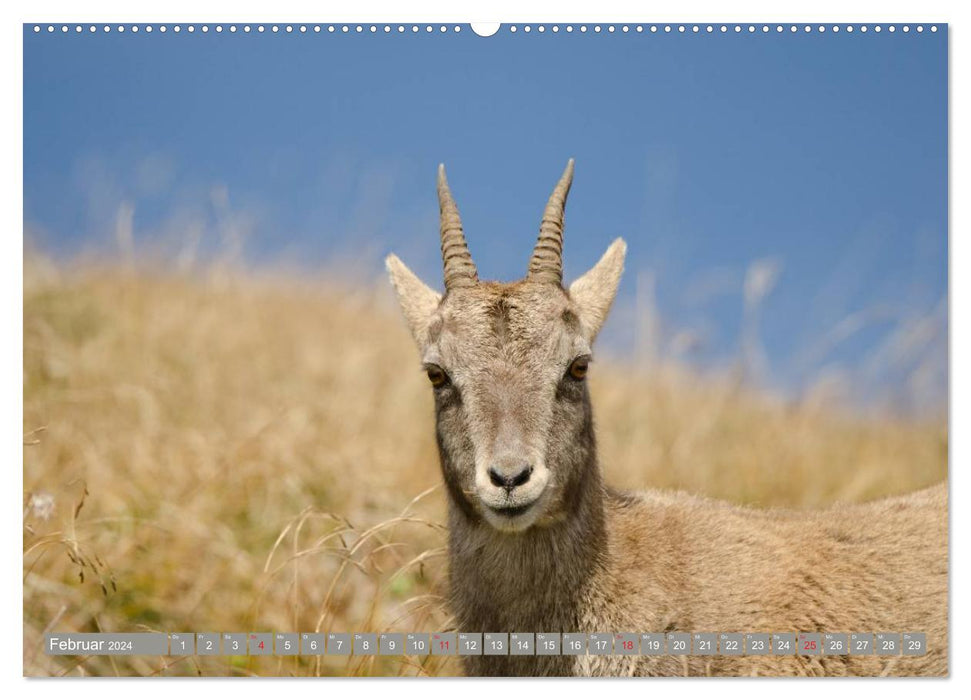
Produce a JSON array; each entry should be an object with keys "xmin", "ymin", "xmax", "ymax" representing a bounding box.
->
[{"xmin": 45, "ymin": 633, "xmax": 168, "ymax": 656}]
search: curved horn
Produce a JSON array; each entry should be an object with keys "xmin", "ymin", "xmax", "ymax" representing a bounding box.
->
[
  {"xmin": 438, "ymin": 164, "xmax": 478, "ymax": 290},
  {"xmin": 528, "ymin": 159, "xmax": 574, "ymax": 285}
]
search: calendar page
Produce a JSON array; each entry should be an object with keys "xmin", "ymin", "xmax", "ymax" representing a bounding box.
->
[{"xmin": 21, "ymin": 12, "xmax": 949, "ymax": 682}]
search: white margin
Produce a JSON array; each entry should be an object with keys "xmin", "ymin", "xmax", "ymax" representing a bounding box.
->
[{"xmin": 3, "ymin": 2, "xmax": 964, "ymax": 699}]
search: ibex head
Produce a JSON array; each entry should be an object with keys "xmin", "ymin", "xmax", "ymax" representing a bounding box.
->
[{"xmin": 387, "ymin": 161, "xmax": 625, "ymax": 532}]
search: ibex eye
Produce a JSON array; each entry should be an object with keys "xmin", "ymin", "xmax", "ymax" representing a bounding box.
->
[
  {"xmin": 425, "ymin": 364, "xmax": 449, "ymax": 388},
  {"xmin": 568, "ymin": 356, "xmax": 590, "ymax": 380}
]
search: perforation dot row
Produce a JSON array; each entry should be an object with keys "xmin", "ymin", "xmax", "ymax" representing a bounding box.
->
[
  {"xmin": 30, "ymin": 24, "xmax": 464, "ymax": 34},
  {"xmin": 31, "ymin": 24, "xmax": 941, "ymax": 35},
  {"xmin": 507, "ymin": 24, "xmax": 938, "ymax": 34}
]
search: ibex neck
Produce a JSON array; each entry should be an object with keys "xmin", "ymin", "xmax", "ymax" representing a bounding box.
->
[{"xmin": 446, "ymin": 456, "xmax": 607, "ymax": 634}]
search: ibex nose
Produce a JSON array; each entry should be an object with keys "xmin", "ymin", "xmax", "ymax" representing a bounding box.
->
[{"xmin": 488, "ymin": 464, "xmax": 534, "ymax": 492}]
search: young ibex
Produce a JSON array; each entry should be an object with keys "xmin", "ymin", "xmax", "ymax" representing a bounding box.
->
[{"xmin": 386, "ymin": 161, "xmax": 948, "ymax": 677}]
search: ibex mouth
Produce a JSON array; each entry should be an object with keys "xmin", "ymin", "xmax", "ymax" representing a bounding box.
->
[
  {"xmin": 476, "ymin": 467, "xmax": 551, "ymax": 529},
  {"xmin": 488, "ymin": 503, "xmax": 535, "ymax": 518}
]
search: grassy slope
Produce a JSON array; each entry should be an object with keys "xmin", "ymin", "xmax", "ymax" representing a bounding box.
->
[{"xmin": 22, "ymin": 257, "xmax": 947, "ymax": 676}]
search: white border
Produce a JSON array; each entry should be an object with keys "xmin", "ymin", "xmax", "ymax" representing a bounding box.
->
[{"xmin": 4, "ymin": 2, "xmax": 964, "ymax": 699}]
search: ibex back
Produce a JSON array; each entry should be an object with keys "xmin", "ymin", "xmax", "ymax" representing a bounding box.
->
[{"xmin": 386, "ymin": 161, "xmax": 948, "ymax": 677}]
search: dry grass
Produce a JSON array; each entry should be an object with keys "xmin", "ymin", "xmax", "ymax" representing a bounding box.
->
[{"xmin": 22, "ymin": 253, "xmax": 947, "ymax": 677}]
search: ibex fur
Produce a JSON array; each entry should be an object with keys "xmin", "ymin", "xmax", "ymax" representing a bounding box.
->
[{"xmin": 386, "ymin": 161, "xmax": 948, "ymax": 677}]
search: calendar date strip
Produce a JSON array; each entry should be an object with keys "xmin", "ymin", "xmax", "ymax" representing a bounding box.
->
[{"xmin": 45, "ymin": 631, "xmax": 927, "ymax": 657}]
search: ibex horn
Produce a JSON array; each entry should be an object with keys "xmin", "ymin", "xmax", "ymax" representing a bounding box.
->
[
  {"xmin": 528, "ymin": 159, "xmax": 574, "ymax": 286},
  {"xmin": 438, "ymin": 164, "xmax": 478, "ymax": 290}
]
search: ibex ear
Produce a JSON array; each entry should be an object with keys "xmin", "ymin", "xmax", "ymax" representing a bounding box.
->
[
  {"xmin": 568, "ymin": 238, "xmax": 626, "ymax": 342},
  {"xmin": 386, "ymin": 254, "xmax": 442, "ymax": 344}
]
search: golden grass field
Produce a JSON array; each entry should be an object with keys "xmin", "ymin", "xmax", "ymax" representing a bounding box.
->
[{"xmin": 22, "ymin": 252, "xmax": 947, "ymax": 677}]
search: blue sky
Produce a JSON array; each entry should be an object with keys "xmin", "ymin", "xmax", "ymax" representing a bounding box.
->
[{"xmin": 23, "ymin": 25, "xmax": 948, "ymax": 411}]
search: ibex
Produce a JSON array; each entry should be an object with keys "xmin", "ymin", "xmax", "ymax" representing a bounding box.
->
[{"xmin": 385, "ymin": 161, "xmax": 948, "ymax": 677}]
